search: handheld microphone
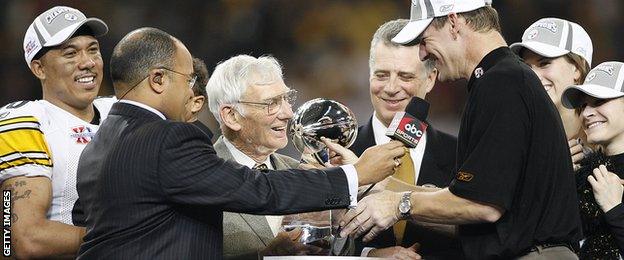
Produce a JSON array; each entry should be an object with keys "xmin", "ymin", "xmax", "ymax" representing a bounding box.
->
[
  {"xmin": 360, "ymin": 97, "xmax": 429, "ymax": 198},
  {"xmin": 385, "ymin": 97, "xmax": 429, "ymax": 147}
]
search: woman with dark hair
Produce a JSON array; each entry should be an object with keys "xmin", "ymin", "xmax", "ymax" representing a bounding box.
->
[
  {"xmin": 511, "ymin": 17, "xmax": 593, "ymax": 169},
  {"xmin": 562, "ymin": 61, "xmax": 624, "ymax": 259}
]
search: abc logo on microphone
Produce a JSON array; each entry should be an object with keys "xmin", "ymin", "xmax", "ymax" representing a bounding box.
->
[
  {"xmin": 403, "ymin": 121, "xmax": 424, "ymax": 138},
  {"xmin": 386, "ymin": 112, "xmax": 428, "ymax": 148}
]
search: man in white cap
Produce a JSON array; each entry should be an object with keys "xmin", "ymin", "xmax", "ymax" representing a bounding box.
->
[
  {"xmin": 340, "ymin": 0, "xmax": 582, "ymax": 259},
  {"xmin": 0, "ymin": 6, "xmax": 113, "ymax": 258}
]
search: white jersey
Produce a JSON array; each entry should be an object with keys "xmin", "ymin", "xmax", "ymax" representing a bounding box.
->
[{"xmin": 0, "ymin": 97, "xmax": 115, "ymax": 225}]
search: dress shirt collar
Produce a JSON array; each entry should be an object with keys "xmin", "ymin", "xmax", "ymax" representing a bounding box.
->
[
  {"xmin": 222, "ymin": 137, "xmax": 273, "ymax": 169},
  {"xmin": 118, "ymin": 100, "xmax": 166, "ymax": 120},
  {"xmin": 371, "ymin": 112, "xmax": 392, "ymax": 145}
]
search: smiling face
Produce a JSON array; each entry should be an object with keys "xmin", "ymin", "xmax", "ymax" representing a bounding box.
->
[
  {"xmin": 33, "ymin": 35, "xmax": 103, "ymax": 110},
  {"xmin": 235, "ymin": 79, "xmax": 294, "ymax": 155},
  {"xmin": 370, "ymin": 43, "xmax": 436, "ymax": 126},
  {"xmin": 418, "ymin": 21, "xmax": 463, "ymax": 82},
  {"xmin": 522, "ymin": 50, "xmax": 581, "ymax": 109},
  {"xmin": 580, "ymin": 96, "xmax": 624, "ymax": 154}
]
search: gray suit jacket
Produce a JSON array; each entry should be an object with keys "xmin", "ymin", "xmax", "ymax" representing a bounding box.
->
[{"xmin": 214, "ymin": 136, "xmax": 299, "ymax": 260}]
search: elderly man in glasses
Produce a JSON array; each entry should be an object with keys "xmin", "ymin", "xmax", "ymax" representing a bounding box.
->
[{"xmin": 206, "ymin": 54, "xmax": 317, "ymax": 259}]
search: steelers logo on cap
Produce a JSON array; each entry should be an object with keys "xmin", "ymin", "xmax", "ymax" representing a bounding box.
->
[
  {"xmin": 527, "ymin": 29, "xmax": 538, "ymax": 40},
  {"xmin": 64, "ymin": 13, "xmax": 78, "ymax": 21}
]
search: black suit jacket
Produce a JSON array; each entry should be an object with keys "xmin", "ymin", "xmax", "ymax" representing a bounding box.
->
[
  {"xmin": 76, "ymin": 102, "xmax": 351, "ymax": 259},
  {"xmin": 350, "ymin": 115, "xmax": 462, "ymax": 259}
]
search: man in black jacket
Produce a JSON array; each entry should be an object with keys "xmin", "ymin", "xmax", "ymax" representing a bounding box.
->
[
  {"xmin": 349, "ymin": 19, "xmax": 460, "ymax": 259},
  {"xmin": 341, "ymin": 1, "xmax": 582, "ymax": 259},
  {"xmin": 75, "ymin": 27, "xmax": 405, "ymax": 259},
  {"xmin": 186, "ymin": 57, "xmax": 214, "ymax": 140}
]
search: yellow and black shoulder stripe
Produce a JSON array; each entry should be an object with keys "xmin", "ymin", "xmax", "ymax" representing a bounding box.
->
[{"xmin": 0, "ymin": 116, "xmax": 52, "ymax": 171}]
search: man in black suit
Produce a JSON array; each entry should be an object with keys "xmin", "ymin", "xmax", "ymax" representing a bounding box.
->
[
  {"xmin": 185, "ymin": 57, "xmax": 214, "ymax": 140},
  {"xmin": 349, "ymin": 19, "xmax": 460, "ymax": 259},
  {"xmin": 75, "ymin": 27, "xmax": 405, "ymax": 259}
]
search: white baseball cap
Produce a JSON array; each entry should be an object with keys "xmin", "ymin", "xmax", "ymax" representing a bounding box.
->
[
  {"xmin": 392, "ymin": 0, "xmax": 491, "ymax": 44},
  {"xmin": 23, "ymin": 6, "xmax": 108, "ymax": 68},
  {"xmin": 510, "ymin": 18, "xmax": 593, "ymax": 66},
  {"xmin": 562, "ymin": 61, "xmax": 624, "ymax": 109}
]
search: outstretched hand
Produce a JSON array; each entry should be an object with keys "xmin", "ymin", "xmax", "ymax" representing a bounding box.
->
[
  {"xmin": 339, "ymin": 190, "xmax": 403, "ymax": 242},
  {"xmin": 320, "ymin": 137, "xmax": 359, "ymax": 166}
]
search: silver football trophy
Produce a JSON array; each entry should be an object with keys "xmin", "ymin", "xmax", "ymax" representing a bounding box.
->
[
  {"xmin": 288, "ymin": 98, "xmax": 358, "ymax": 165},
  {"xmin": 285, "ymin": 98, "xmax": 357, "ymax": 255}
]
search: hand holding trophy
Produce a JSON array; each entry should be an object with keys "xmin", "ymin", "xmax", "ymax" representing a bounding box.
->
[
  {"xmin": 290, "ymin": 98, "xmax": 404, "ymax": 185},
  {"xmin": 289, "ymin": 98, "xmax": 358, "ymax": 166}
]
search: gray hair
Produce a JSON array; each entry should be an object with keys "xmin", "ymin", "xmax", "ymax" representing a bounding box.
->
[
  {"xmin": 369, "ymin": 19, "xmax": 435, "ymax": 77},
  {"xmin": 206, "ymin": 54, "xmax": 284, "ymax": 125}
]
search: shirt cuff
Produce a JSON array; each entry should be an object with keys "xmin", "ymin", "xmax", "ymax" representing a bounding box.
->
[
  {"xmin": 340, "ymin": 164, "xmax": 358, "ymax": 208},
  {"xmin": 360, "ymin": 247, "xmax": 374, "ymax": 257}
]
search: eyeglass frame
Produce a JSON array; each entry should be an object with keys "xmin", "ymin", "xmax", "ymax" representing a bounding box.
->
[
  {"xmin": 118, "ymin": 66, "xmax": 198, "ymax": 100},
  {"xmin": 159, "ymin": 67, "xmax": 197, "ymax": 89},
  {"xmin": 237, "ymin": 89, "xmax": 298, "ymax": 115}
]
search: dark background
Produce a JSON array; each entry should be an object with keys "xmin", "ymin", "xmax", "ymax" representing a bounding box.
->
[{"xmin": 2, "ymin": 0, "xmax": 623, "ymax": 149}]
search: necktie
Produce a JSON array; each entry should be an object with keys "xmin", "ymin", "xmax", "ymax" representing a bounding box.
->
[
  {"xmin": 392, "ymin": 148, "xmax": 414, "ymax": 246},
  {"xmin": 253, "ymin": 163, "xmax": 268, "ymax": 170}
]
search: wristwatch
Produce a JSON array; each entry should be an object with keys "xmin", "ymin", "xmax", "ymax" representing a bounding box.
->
[{"xmin": 398, "ymin": 191, "xmax": 413, "ymax": 219}]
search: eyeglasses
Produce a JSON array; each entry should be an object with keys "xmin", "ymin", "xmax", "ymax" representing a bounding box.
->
[
  {"xmin": 237, "ymin": 89, "xmax": 298, "ymax": 115},
  {"xmin": 118, "ymin": 66, "xmax": 198, "ymax": 100},
  {"xmin": 159, "ymin": 67, "xmax": 197, "ymax": 89}
]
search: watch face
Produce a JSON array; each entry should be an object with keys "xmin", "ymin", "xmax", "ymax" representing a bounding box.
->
[{"xmin": 399, "ymin": 202, "xmax": 410, "ymax": 213}]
